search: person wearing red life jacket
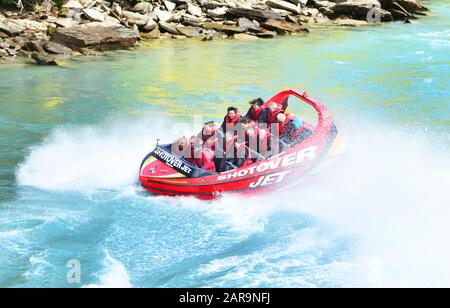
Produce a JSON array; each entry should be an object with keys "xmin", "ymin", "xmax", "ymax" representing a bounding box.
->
[
  {"xmin": 197, "ymin": 120, "xmax": 220, "ymax": 151},
  {"xmin": 198, "ymin": 121, "xmax": 219, "ymax": 143},
  {"xmin": 245, "ymin": 98, "xmax": 267, "ymax": 123},
  {"xmin": 220, "ymin": 106, "xmax": 241, "ymax": 134},
  {"xmin": 184, "ymin": 137, "xmax": 216, "ymax": 172},
  {"xmin": 266, "ymin": 102, "xmax": 305, "ymax": 153}
]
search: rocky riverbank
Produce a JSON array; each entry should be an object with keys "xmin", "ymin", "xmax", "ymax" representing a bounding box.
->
[{"xmin": 0, "ymin": 0, "xmax": 428, "ymax": 64}]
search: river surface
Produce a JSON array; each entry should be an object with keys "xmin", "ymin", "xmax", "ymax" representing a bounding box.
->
[{"xmin": 0, "ymin": 0, "xmax": 449, "ymax": 287}]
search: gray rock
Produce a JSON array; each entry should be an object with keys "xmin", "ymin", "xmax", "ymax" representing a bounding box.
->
[
  {"xmin": 6, "ymin": 48, "xmax": 16, "ymax": 56},
  {"xmin": 262, "ymin": 18, "xmax": 308, "ymax": 34},
  {"xmin": 266, "ymin": 0, "xmax": 301, "ymax": 15},
  {"xmin": 286, "ymin": 0, "xmax": 308, "ymax": 6},
  {"xmin": 143, "ymin": 19, "xmax": 157, "ymax": 31},
  {"xmin": 331, "ymin": 1, "xmax": 393, "ymax": 21},
  {"xmin": 62, "ymin": 0, "xmax": 83, "ymax": 9},
  {"xmin": 256, "ymin": 30, "xmax": 277, "ymax": 38},
  {"xmin": 104, "ymin": 16, "xmax": 121, "ymax": 25},
  {"xmin": 202, "ymin": 29, "xmax": 215, "ymax": 41},
  {"xmin": 204, "ymin": 1, "xmax": 231, "ymax": 9},
  {"xmin": 0, "ymin": 49, "xmax": 8, "ymax": 57},
  {"xmin": 303, "ymin": 8, "xmax": 320, "ymax": 17},
  {"xmin": 51, "ymin": 22, "xmax": 140, "ymax": 51},
  {"xmin": 182, "ymin": 14, "xmax": 203, "ymax": 26},
  {"xmin": 312, "ymin": 0, "xmax": 336, "ymax": 9},
  {"xmin": 158, "ymin": 21, "xmax": 179, "ymax": 35},
  {"xmin": 0, "ymin": 20, "xmax": 26, "ymax": 36},
  {"xmin": 238, "ymin": 18, "xmax": 260, "ymax": 32},
  {"xmin": 44, "ymin": 41, "xmax": 73, "ymax": 54},
  {"xmin": 379, "ymin": 0, "xmax": 427, "ymax": 13},
  {"xmin": 228, "ymin": 7, "xmax": 282, "ymax": 21},
  {"xmin": 112, "ymin": 3, "xmax": 123, "ymax": 16},
  {"xmin": 286, "ymin": 14, "xmax": 300, "ymax": 24},
  {"xmin": 131, "ymin": 2, "xmax": 153, "ymax": 14},
  {"xmin": 31, "ymin": 52, "xmax": 58, "ymax": 65},
  {"xmin": 207, "ymin": 7, "xmax": 227, "ymax": 18},
  {"xmin": 187, "ymin": 4, "xmax": 203, "ymax": 17},
  {"xmin": 23, "ymin": 40, "xmax": 44, "ymax": 52},
  {"xmin": 141, "ymin": 27, "xmax": 160, "ymax": 39},
  {"xmin": 55, "ymin": 18, "xmax": 79, "ymax": 28},
  {"xmin": 155, "ymin": 8, "xmax": 173, "ymax": 22},
  {"xmin": 164, "ymin": 1, "xmax": 176, "ymax": 12},
  {"xmin": 176, "ymin": 26, "xmax": 202, "ymax": 37},
  {"xmin": 122, "ymin": 10, "xmax": 149, "ymax": 27},
  {"xmin": 202, "ymin": 22, "xmax": 245, "ymax": 34},
  {"xmin": 0, "ymin": 41, "xmax": 11, "ymax": 49},
  {"xmin": 83, "ymin": 9, "xmax": 105, "ymax": 22}
]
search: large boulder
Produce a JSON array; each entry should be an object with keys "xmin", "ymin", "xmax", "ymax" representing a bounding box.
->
[
  {"xmin": 155, "ymin": 8, "xmax": 173, "ymax": 22},
  {"xmin": 176, "ymin": 26, "xmax": 202, "ymax": 37},
  {"xmin": 51, "ymin": 22, "xmax": 140, "ymax": 51},
  {"xmin": 202, "ymin": 22, "xmax": 245, "ymax": 34},
  {"xmin": 238, "ymin": 18, "xmax": 260, "ymax": 32},
  {"xmin": 379, "ymin": 0, "xmax": 427, "ymax": 13},
  {"xmin": 266, "ymin": 0, "xmax": 301, "ymax": 15},
  {"xmin": 227, "ymin": 8, "xmax": 282, "ymax": 20},
  {"xmin": 331, "ymin": 0, "xmax": 393, "ymax": 21},
  {"xmin": 0, "ymin": 20, "xmax": 26, "ymax": 36},
  {"xmin": 83, "ymin": 9, "xmax": 105, "ymax": 22},
  {"xmin": 207, "ymin": 7, "xmax": 227, "ymax": 18},
  {"xmin": 43, "ymin": 41, "xmax": 73, "ymax": 54},
  {"xmin": 122, "ymin": 11, "xmax": 150, "ymax": 27},
  {"xmin": 187, "ymin": 4, "xmax": 203, "ymax": 17},
  {"xmin": 31, "ymin": 52, "xmax": 58, "ymax": 65},
  {"xmin": 131, "ymin": 2, "xmax": 153, "ymax": 14},
  {"xmin": 158, "ymin": 22, "xmax": 179, "ymax": 35},
  {"xmin": 164, "ymin": 1, "xmax": 176, "ymax": 12},
  {"xmin": 262, "ymin": 19, "xmax": 309, "ymax": 34}
]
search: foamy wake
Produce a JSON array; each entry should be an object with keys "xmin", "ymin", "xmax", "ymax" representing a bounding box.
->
[
  {"xmin": 16, "ymin": 118, "xmax": 450, "ymax": 287},
  {"xmin": 84, "ymin": 252, "xmax": 132, "ymax": 288},
  {"xmin": 17, "ymin": 118, "xmax": 195, "ymax": 192}
]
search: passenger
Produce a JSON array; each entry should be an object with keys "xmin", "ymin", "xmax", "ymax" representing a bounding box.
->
[
  {"xmin": 220, "ymin": 106, "xmax": 241, "ymax": 134},
  {"xmin": 198, "ymin": 121, "xmax": 219, "ymax": 143},
  {"xmin": 195, "ymin": 148, "xmax": 216, "ymax": 172},
  {"xmin": 234, "ymin": 141, "xmax": 254, "ymax": 168},
  {"xmin": 245, "ymin": 98, "xmax": 267, "ymax": 123},
  {"xmin": 217, "ymin": 131, "xmax": 238, "ymax": 172},
  {"xmin": 266, "ymin": 102, "xmax": 304, "ymax": 152},
  {"xmin": 197, "ymin": 120, "xmax": 220, "ymax": 151},
  {"xmin": 186, "ymin": 137, "xmax": 216, "ymax": 172},
  {"xmin": 266, "ymin": 102, "xmax": 286, "ymax": 133},
  {"xmin": 172, "ymin": 136, "xmax": 190, "ymax": 157}
]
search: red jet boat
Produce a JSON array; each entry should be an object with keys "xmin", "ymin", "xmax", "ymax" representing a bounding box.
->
[{"xmin": 139, "ymin": 89, "xmax": 345, "ymax": 200}]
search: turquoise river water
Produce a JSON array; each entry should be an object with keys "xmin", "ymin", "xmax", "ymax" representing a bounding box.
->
[{"xmin": 0, "ymin": 0, "xmax": 449, "ymax": 287}]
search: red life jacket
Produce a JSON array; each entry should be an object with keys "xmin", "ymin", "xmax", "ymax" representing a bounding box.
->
[
  {"xmin": 267, "ymin": 107, "xmax": 298, "ymax": 135},
  {"xmin": 267, "ymin": 107, "xmax": 284, "ymax": 124},
  {"xmin": 225, "ymin": 112, "xmax": 241, "ymax": 124},
  {"xmin": 201, "ymin": 125, "xmax": 218, "ymax": 143},
  {"xmin": 267, "ymin": 107, "xmax": 285, "ymax": 134},
  {"xmin": 249, "ymin": 107, "xmax": 263, "ymax": 121},
  {"xmin": 191, "ymin": 148, "xmax": 215, "ymax": 172}
]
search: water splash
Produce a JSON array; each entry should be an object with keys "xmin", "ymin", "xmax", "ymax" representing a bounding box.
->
[{"xmin": 84, "ymin": 252, "xmax": 132, "ymax": 288}]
